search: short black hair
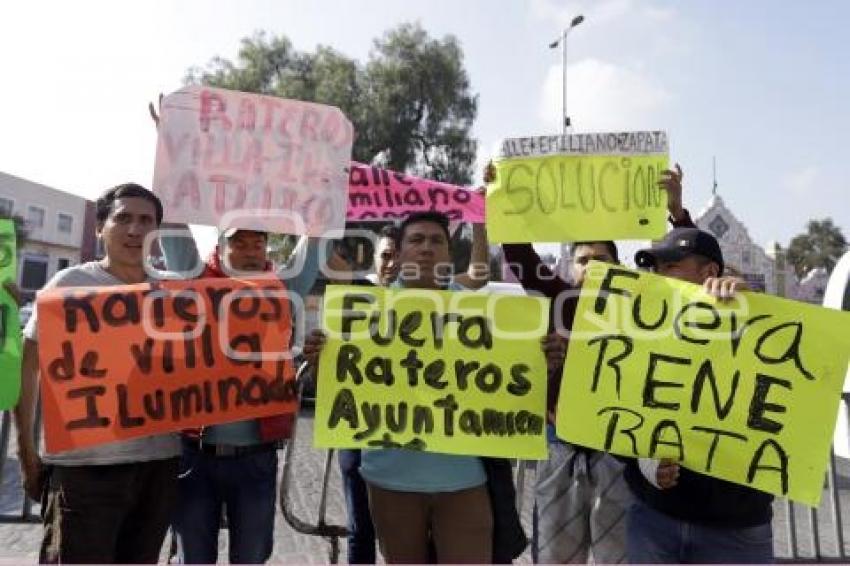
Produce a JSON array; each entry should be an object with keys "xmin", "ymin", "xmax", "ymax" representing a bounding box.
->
[
  {"xmin": 379, "ymin": 224, "xmax": 400, "ymax": 241},
  {"xmin": 397, "ymin": 211, "xmax": 451, "ymax": 247},
  {"xmin": 96, "ymin": 183, "xmax": 163, "ymax": 226},
  {"xmin": 569, "ymin": 241, "xmax": 619, "ymax": 263}
]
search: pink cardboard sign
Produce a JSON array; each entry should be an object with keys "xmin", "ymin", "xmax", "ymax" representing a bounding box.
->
[
  {"xmin": 153, "ymin": 86, "xmax": 353, "ymax": 236},
  {"xmin": 347, "ymin": 162, "xmax": 485, "ymax": 223}
]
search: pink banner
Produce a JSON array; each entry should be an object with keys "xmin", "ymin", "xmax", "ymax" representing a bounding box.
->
[{"xmin": 347, "ymin": 162, "xmax": 485, "ymax": 223}]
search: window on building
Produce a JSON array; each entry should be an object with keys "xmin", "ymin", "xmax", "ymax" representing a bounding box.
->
[
  {"xmin": 57, "ymin": 213, "xmax": 73, "ymax": 234},
  {"xmin": 57, "ymin": 257, "xmax": 71, "ymax": 271},
  {"xmin": 26, "ymin": 206, "xmax": 45, "ymax": 229},
  {"xmin": 20, "ymin": 255, "xmax": 49, "ymax": 290},
  {"xmin": 708, "ymin": 214, "xmax": 729, "ymax": 239},
  {"xmin": 742, "ymin": 249, "xmax": 751, "ymax": 265},
  {"xmin": 0, "ymin": 197, "xmax": 13, "ymax": 216}
]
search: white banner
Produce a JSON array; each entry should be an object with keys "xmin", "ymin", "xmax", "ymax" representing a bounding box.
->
[{"xmin": 153, "ymin": 86, "xmax": 353, "ymax": 236}]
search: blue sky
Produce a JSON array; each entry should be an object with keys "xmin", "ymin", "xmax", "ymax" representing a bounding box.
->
[{"xmin": 1, "ymin": 0, "xmax": 847, "ymax": 252}]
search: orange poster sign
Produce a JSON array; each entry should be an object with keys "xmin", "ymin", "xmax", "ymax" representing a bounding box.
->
[{"xmin": 36, "ymin": 278, "xmax": 297, "ymax": 453}]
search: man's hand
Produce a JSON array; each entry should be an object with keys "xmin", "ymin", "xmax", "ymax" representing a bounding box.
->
[
  {"xmin": 483, "ymin": 161, "xmax": 496, "ymax": 184},
  {"xmin": 541, "ymin": 332, "xmax": 567, "ymax": 373},
  {"xmin": 18, "ymin": 446, "xmax": 43, "ymax": 501},
  {"xmin": 303, "ymin": 329, "xmax": 327, "ymax": 369},
  {"xmin": 148, "ymin": 93, "xmax": 163, "ymax": 127},
  {"xmin": 703, "ymin": 276, "xmax": 749, "ymax": 301},
  {"xmin": 656, "ymin": 458, "xmax": 680, "ymax": 489},
  {"xmin": 659, "ymin": 163, "xmax": 685, "ymax": 222}
]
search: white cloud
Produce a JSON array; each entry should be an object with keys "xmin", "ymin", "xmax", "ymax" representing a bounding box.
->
[
  {"xmin": 530, "ymin": 0, "xmax": 684, "ymax": 134},
  {"xmin": 539, "ymin": 57, "xmax": 672, "ymax": 132},
  {"xmin": 783, "ymin": 166, "xmax": 820, "ymax": 196}
]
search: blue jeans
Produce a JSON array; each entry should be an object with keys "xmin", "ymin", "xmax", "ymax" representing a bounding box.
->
[
  {"xmin": 172, "ymin": 440, "xmax": 278, "ymax": 564},
  {"xmin": 626, "ymin": 499, "xmax": 773, "ymax": 563},
  {"xmin": 338, "ymin": 449, "xmax": 376, "ymax": 564}
]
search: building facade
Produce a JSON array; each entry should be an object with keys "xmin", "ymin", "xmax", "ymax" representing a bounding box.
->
[
  {"xmin": 692, "ymin": 194, "xmax": 830, "ymax": 303},
  {"xmin": 544, "ymin": 192, "xmax": 829, "ymax": 304},
  {"xmin": 692, "ymin": 195, "xmax": 780, "ymax": 293},
  {"xmin": 0, "ymin": 172, "xmax": 97, "ymax": 302}
]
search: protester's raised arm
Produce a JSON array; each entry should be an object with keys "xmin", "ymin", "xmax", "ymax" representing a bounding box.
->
[
  {"xmin": 149, "ymin": 94, "xmax": 204, "ymax": 276},
  {"xmin": 454, "ymin": 221, "xmax": 489, "ymax": 290},
  {"xmin": 658, "ymin": 163, "xmax": 696, "ymax": 228},
  {"xmin": 502, "ymin": 243, "xmax": 572, "ymax": 297},
  {"xmin": 278, "ymin": 236, "xmax": 334, "ymax": 299}
]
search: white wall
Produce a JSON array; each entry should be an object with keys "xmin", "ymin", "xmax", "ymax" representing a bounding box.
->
[{"xmin": 0, "ymin": 171, "xmax": 88, "ymax": 290}]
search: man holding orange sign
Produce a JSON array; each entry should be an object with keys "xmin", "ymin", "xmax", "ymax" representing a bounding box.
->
[{"xmin": 15, "ymin": 184, "xmax": 181, "ymax": 564}]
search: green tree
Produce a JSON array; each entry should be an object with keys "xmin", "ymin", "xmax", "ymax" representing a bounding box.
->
[
  {"xmin": 360, "ymin": 24, "xmax": 478, "ymax": 184},
  {"xmin": 185, "ymin": 23, "xmax": 478, "ymax": 184},
  {"xmin": 787, "ymin": 218, "xmax": 848, "ymax": 278}
]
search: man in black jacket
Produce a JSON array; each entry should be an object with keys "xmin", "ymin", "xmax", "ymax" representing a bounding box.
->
[
  {"xmin": 625, "ymin": 227, "xmax": 773, "ymax": 564},
  {"xmin": 497, "ymin": 163, "xmax": 694, "ymax": 564}
]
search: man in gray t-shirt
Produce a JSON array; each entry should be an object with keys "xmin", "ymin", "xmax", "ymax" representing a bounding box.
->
[{"xmin": 15, "ymin": 183, "xmax": 180, "ymax": 564}]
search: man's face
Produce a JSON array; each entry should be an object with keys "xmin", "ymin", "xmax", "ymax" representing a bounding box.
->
[
  {"xmin": 374, "ymin": 236, "xmax": 397, "ymax": 286},
  {"xmin": 97, "ymin": 197, "xmax": 158, "ymax": 268},
  {"xmin": 222, "ymin": 230, "xmax": 268, "ymax": 272},
  {"xmin": 655, "ymin": 255, "xmax": 717, "ymax": 284},
  {"xmin": 397, "ymin": 221, "xmax": 451, "ymax": 288},
  {"xmin": 572, "ymin": 243, "xmax": 616, "ymax": 285}
]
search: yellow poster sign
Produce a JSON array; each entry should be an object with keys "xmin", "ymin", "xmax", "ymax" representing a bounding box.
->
[
  {"xmin": 314, "ymin": 285, "xmax": 550, "ymax": 459},
  {"xmin": 556, "ymin": 262, "xmax": 850, "ymax": 505},
  {"xmin": 487, "ymin": 131, "xmax": 669, "ymax": 243}
]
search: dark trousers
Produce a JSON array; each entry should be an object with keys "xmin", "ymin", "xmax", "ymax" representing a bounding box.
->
[
  {"xmin": 172, "ymin": 440, "xmax": 279, "ymax": 564},
  {"xmin": 367, "ymin": 483, "xmax": 493, "ymax": 564},
  {"xmin": 626, "ymin": 499, "xmax": 773, "ymax": 564},
  {"xmin": 338, "ymin": 449, "xmax": 376, "ymax": 564},
  {"xmin": 39, "ymin": 458, "xmax": 179, "ymax": 564}
]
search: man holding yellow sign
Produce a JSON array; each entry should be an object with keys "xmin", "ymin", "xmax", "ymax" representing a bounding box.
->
[
  {"xmin": 306, "ymin": 211, "xmax": 565, "ymax": 563},
  {"xmin": 557, "ymin": 227, "xmax": 850, "ymax": 563},
  {"xmin": 495, "ymin": 160, "xmax": 694, "ymax": 564}
]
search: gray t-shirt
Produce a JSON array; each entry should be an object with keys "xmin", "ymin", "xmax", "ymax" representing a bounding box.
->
[{"xmin": 24, "ymin": 262, "xmax": 181, "ymax": 466}]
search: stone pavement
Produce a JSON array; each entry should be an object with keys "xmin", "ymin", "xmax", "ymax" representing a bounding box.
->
[
  {"xmin": 0, "ymin": 412, "xmax": 534, "ymax": 564},
  {"xmin": 1, "ymin": 412, "xmax": 849, "ymax": 563}
]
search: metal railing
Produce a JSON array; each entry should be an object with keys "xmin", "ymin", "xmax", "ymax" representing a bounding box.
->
[
  {"xmin": 3, "ymin": 395, "xmax": 850, "ymax": 562},
  {"xmin": 0, "ymin": 401, "xmax": 42, "ymax": 524},
  {"xmin": 770, "ymin": 392, "xmax": 850, "ymax": 561},
  {"xmin": 278, "ymin": 412, "xmax": 348, "ymax": 563},
  {"xmin": 276, "ymin": 393, "xmax": 850, "ymax": 563}
]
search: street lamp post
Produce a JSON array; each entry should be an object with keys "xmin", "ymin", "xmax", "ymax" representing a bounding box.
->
[{"xmin": 549, "ymin": 15, "xmax": 584, "ymax": 136}]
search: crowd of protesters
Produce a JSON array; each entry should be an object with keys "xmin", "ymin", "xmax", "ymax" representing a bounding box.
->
[{"xmin": 3, "ymin": 151, "xmax": 776, "ymax": 566}]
